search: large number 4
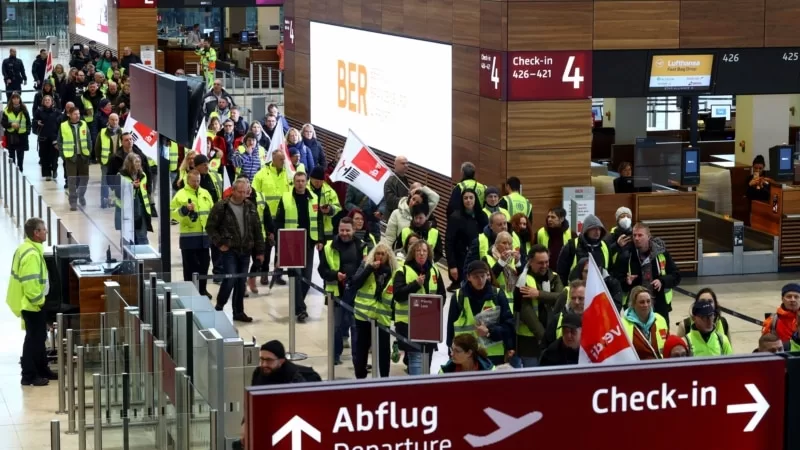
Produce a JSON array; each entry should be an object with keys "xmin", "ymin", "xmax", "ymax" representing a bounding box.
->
[
  {"xmin": 289, "ymin": 22, "xmax": 295, "ymax": 43},
  {"xmin": 562, "ymin": 55, "xmax": 584, "ymax": 89},
  {"xmin": 490, "ymin": 56, "xmax": 500, "ymax": 89}
]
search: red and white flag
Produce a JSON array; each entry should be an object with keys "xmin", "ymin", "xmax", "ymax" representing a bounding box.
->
[
  {"xmin": 192, "ymin": 117, "xmax": 208, "ymax": 157},
  {"xmin": 578, "ymin": 257, "xmax": 639, "ymax": 364},
  {"xmin": 330, "ymin": 129, "xmax": 392, "ymax": 204},
  {"xmin": 122, "ymin": 115, "xmax": 159, "ymax": 161},
  {"xmin": 43, "ymin": 51, "xmax": 53, "ymax": 81}
]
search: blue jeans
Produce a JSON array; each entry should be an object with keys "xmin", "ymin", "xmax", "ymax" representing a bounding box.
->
[
  {"xmin": 100, "ymin": 165, "xmax": 109, "ymax": 202},
  {"xmin": 521, "ymin": 357, "xmax": 540, "ymax": 368},
  {"xmin": 408, "ymin": 352, "xmax": 425, "ymax": 375},
  {"xmin": 216, "ymin": 251, "xmax": 251, "ymax": 315},
  {"xmin": 334, "ymin": 306, "xmax": 355, "ymax": 361}
]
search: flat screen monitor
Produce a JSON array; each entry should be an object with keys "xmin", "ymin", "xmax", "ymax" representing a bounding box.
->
[
  {"xmin": 685, "ymin": 149, "xmax": 699, "ymax": 175},
  {"xmin": 648, "ymin": 54, "xmax": 714, "ymax": 93},
  {"xmin": 592, "ymin": 106, "xmax": 603, "ymax": 122},
  {"xmin": 770, "ymin": 145, "xmax": 794, "ymax": 182},
  {"xmin": 710, "ymin": 104, "xmax": 731, "ymax": 120},
  {"xmin": 240, "ymin": 30, "xmax": 250, "ymax": 44}
]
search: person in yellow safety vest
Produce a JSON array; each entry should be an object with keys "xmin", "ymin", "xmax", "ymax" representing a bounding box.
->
[
  {"xmin": 288, "ymin": 147, "xmax": 306, "ymax": 174},
  {"xmin": 535, "ymin": 207, "xmax": 576, "ymax": 270},
  {"xmin": 464, "ymin": 211, "xmax": 517, "ymax": 273},
  {"xmin": 447, "ymin": 260, "xmax": 515, "ymax": 368},
  {"xmin": 174, "ymin": 150, "xmax": 198, "ymax": 192},
  {"xmin": 274, "ymin": 171, "xmax": 323, "ymax": 323},
  {"xmin": 106, "ymin": 58, "xmax": 124, "ymax": 81},
  {"xmin": 539, "ymin": 312, "xmax": 581, "ymax": 366},
  {"xmin": 318, "ymin": 218, "xmax": 365, "ymax": 365},
  {"xmin": 618, "ymin": 222, "xmax": 680, "ymax": 326},
  {"xmin": 605, "ymin": 206, "xmax": 634, "ymax": 266},
  {"xmin": 58, "ymin": 107, "xmax": 91, "ymax": 211},
  {"xmin": 94, "ymin": 113, "xmax": 122, "ymax": 209},
  {"xmin": 622, "ymin": 286, "xmax": 669, "ymax": 359},
  {"xmin": 446, "ymin": 162, "xmax": 487, "ymax": 217},
  {"xmin": 195, "ymin": 39, "xmax": 217, "ymax": 89},
  {"xmin": 1, "ymin": 92, "xmax": 31, "ymax": 168},
  {"xmin": 170, "ymin": 169, "xmax": 215, "ymax": 297},
  {"xmin": 514, "ymin": 244, "xmax": 564, "ymax": 367},
  {"xmin": 543, "ymin": 279, "xmax": 585, "ymax": 349},
  {"xmin": 308, "ymin": 166, "xmax": 342, "ymax": 241},
  {"xmin": 247, "ymin": 186, "xmax": 275, "ymax": 295},
  {"xmin": 167, "ymin": 140, "xmax": 180, "ymax": 192},
  {"xmin": 556, "ymin": 214, "xmax": 609, "ymax": 286},
  {"xmin": 438, "ymin": 334, "xmax": 496, "ymax": 373},
  {"xmin": 395, "ymin": 233, "xmax": 420, "ymax": 265},
  {"xmin": 252, "ymin": 149, "xmax": 292, "ymax": 286},
  {"xmin": 482, "ymin": 186, "xmax": 510, "ymax": 222},
  {"xmin": 193, "ymin": 155, "xmax": 222, "ymax": 203},
  {"xmin": 7, "ymin": 218, "xmax": 55, "ymax": 386},
  {"xmin": 111, "ymin": 153, "xmax": 153, "ymax": 245},
  {"xmin": 400, "ymin": 204, "xmax": 442, "ymax": 262},
  {"xmin": 394, "ymin": 240, "xmax": 446, "ymax": 375},
  {"xmin": 349, "ymin": 243, "xmax": 397, "ymax": 378},
  {"xmin": 675, "ymin": 287, "xmax": 731, "ymax": 342},
  {"xmin": 208, "ymin": 97, "xmax": 231, "ymax": 124},
  {"xmin": 499, "ymin": 176, "xmax": 533, "ymax": 224},
  {"xmin": 682, "ymin": 300, "xmax": 733, "ymax": 357},
  {"xmin": 80, "ymin": 82, "xmax": 102, "ymax": 149},
  {"xmin": 482, "ymin": 231, "xmax": 522, "ymax": 308}
]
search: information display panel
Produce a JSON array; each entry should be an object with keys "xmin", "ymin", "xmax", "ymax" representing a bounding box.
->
[{"xmin": 713, "ymin": 48, "xmax": 800, "ymax": 95}]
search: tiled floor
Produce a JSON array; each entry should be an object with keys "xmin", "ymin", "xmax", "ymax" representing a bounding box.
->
[{"xmin": 0, "ymin": 45, "xmax": 797, "ymax": 449}]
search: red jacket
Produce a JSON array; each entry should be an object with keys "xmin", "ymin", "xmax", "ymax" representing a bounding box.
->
[{"xmin": 762, "ymin": 305, "xmax": 797, "ymax": 343}]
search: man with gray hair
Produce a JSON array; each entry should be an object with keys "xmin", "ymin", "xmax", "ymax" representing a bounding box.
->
[
  {"xmin": 447, "ymin": 161, "xmax": 486, "ymax": 217},
  {"xmin": 94, "ymin": 112, "xmax": 122, "ymax": 208}
]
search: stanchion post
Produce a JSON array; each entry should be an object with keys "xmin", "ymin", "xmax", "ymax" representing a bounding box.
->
[
  {"xmin": 56, "ymin": 314, "xmax": 66, "ymax": 414},
  {"xmin": 29, "ymin": 184, "xmax": 34, "ymax": 220},
  {"xmin": 122, "ymin": 372, "xmax": 130, "ymax": 450},
  {"xmin": 22, "ymin": 176, "xmax": 27, "ymax": 222},
  {"xmin": 110, "ymin": 328, "xmax": 118, "ymax": 404},
  {"xmin": 50, "ymin": 420, "xmax": 61, "ymax": 450},
  {"xmin": 327, "ymin": 294, "xmax": 335, "ymax": 381},
  {"xmin": 66, "ymin": 329, "xmax": 76, "ymax": 434},
  {"xmin": 141, "ymin": 324, "xmax": 154, "ymax": 417},
  {"xmin": 288, "ymin": 274, "xmax": 297, "ymax": 356},
  {"xmin": 55, "ymin": 217, "xmax": 61, "ymax": 245},
  {"xmin": 46, "ymin": 206, "xmax": 52, "ymax": 246},
  {"xmin": 422, "ymin": 349, "xmax": 430, "ymax": 376},
  {"xmin": 371, "ymin": 320, "xmax": 379, "ymax": 379},
  {"xmin": 210, "ymin": 409, "xmax": 219, "ymax": 450},
  {"xmin": 104, "ymin": 347, "xmax": 111, "ymax": 423},
  {"xmin": 38, "ymin": 193, "xmax": 42, "ymax": 219},
  {"xmin": 14, "ymin": 169, "xmax": 19, "ymax": 227},
  {"xmin": 92, "ymin": 374, "xmax": 102, "ymax": 450},
  {"xmin": 77, "ymin": 346, "xmax": 86, "ymax": 450}
]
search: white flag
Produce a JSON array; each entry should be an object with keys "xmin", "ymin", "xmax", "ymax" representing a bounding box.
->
[
  {"xmin": 122, "ymin": 115, "xmax": 159, "ymax": 161},
  {"xmin": 44, "ymin": 51, "xmax": 53, "ymax": 82},
  {"xmin": 578, "ymin": 257, "xmax": 639, "ymax": 364},
  {"xmin": 330, "ymin": 129, "xmax": 392, "ymax": 204},
  {"xmin": 192, "ymin": 117, "xmax": 208, "ymax": 157}
]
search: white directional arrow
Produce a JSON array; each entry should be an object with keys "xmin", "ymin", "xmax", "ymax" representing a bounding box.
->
[
  {"xmin": 272, "ymin": 415, "xmax": 321, "ymax": 450},
  {"xmin": 727, "ymin": 383, "xmax": 770, "ymax": 432}
]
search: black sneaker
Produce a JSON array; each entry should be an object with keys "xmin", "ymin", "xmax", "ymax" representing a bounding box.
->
[
  {"xmin": 296, "ymin": 311, "xmax": 308, "ymax": 323},
  {"xmin": 21, "ymin": 377, "xmax": 49, "ymax": 386},
  {"xmin": 44, "ymin": 371, "xmax": 58, "ymax": 381},
  {"xmin": 274, "ymin": 276, "xmax": 287, "ymax": 286},
  {"xmin": 69, "ymin": 206, "xmax": 77, "ymax": 212},
  {"xmin": 233, "ymin": 313, "xmax": 253, "ymax": 322}
]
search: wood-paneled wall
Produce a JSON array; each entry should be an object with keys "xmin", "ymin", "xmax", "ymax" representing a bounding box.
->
[{"xmin": 117, "ymin": 9, "xmax": 159, "ymax": 63}]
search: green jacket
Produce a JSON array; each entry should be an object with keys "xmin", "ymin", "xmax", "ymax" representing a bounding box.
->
[{"xmin": 205, "ymin": 197, "xmax": 265, "ymax": 254}]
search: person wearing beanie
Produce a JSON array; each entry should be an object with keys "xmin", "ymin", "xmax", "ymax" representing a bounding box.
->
[
  {"xmin": 251, "ymin": 340, "xmax": 307, "ymax": 385},
  {"xmin": 663, "ymin": 334, "xmax": 689, "ymax": 357},
  {"xmin": 534, "ymin": 207, "xmax": 576, "ymax": 270},
  {"xmin": 605, "ymin": 206, "xmax": 634, "ymax": 266},
  {"xmin": 615, "ymin": 222, "xmax": 680, "ymax": 325},
  {"xmin": 556, "ymin": 214, "xmax": 609, "ymax": 286},
  {"xmin": 481, "ymin": 186, "xmax": 510, "ymax": 221},
  {"xmin": 746, "ymin": 154, "xmax": 771, "ymax": 203},
  {"xmin": 288, "ymin": 146, "xmax": 305, "ymax": 173},
  {"xmin": 446, "ymin": 161, "xmax": 487, "ymax": 217},
  {"xmin": 400, "ymin": 202, "xmax": 442, "ymax": 262},
  {"xmin": 683, "ymin": 300, "xmax": 733, "ymax": 357},
  {"xmin": 761, "ymin": 283, "xmax": 800, "ymax": 346},
  {"xmin": 308, "ymin": 165, "xmax": 342, "ymax": 241},
  {"xmin": 446, "ymin": 260, "xmax": 515, "ymax": 368},
  {"xmin": 381, "ymin": 182, "xmax": 441, "ymax": 250}
]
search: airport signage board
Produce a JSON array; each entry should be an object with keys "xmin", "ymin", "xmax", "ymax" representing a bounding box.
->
[
  {"xmin": 713, "ymin": 47, "xmax": 800, "ymax": 95},
  {"xmin": 507, "ymin": 50, "xmax": 592, "ymax": 100},
  {"xmin": 479, "ymin": 49, "xmax": 506, "ymax": 100},
  {"xmin": 117, "ymin": 0, "xmax": 157, "ymax": 8},
  {"xmin": 247, "ymin": 355, "xmax": 784, "ymax": 450}
]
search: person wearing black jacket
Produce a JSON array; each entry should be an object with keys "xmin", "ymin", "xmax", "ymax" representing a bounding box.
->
[
  {"xmin": 31, "ymin": 49, "xmax": 47, "ymax": 90},
  {"xmin": 2, "ymin": 48, "xmax": 26, "ymax": 102},
  {"xmin": 301, "ymin": 124, "xmax": 327, "ymax": 169},
  {"xmin": 33, "ymin": 81, "xmax": 61, "ymax": 115},
  {"xmin": 1, "ymin": 92, "xmax": 32, "ymax": 169},
  {"xmin": 605, "ymin": 206, "xmax": 634, "ymax": 266},
  {"xmin": 107, "ymin": 133, "xmax": 155, "ymax": 198},
  {"xmin": 445, "ymin": 189, "xmax": 488, "ymax": 292},
  {"xmin": 540, "ymin": 312, "xmax": 581, "ymax": 367},
  {"xmin": 556, "ymin": 214, "xmax": 609, "ymax": 286},
  {"xmin": 317, "ymin": 217, "xmax": 364, "ymax": 365},
  {"xmin": 120, "ymin": 47, "xmax": 143, "ymax": 72},
  {"xmin": 561, "ymin": 257, "xmax": 623, "ymax": 313},
  {"xmin": 194, "ymin": 155, "xmax": 221, "ymax": 203},
  {"xmin": 63, "ymin": 71, "xmax": 87, "ymax": 113},
  {"xmin": 543, "ymin": 280, "xmax": 585, "ymax": 350},
  {"xmin": 403, "ymin": 204, "xmax": 443, "ymax": 262},
  {"xmin": 33, "ymin": 95, "xmax": 62, "ymax": 180}
]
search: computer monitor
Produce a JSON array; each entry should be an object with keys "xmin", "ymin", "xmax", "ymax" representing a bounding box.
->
[
  {"xmin": 240, "ymin": 30, "xmax": 250, "ymax": 44},
  {"xmin": 681, "ymin": 147, "xmax": 700, "ymax": 186},
  {"xmin": 591, "ymin": 106, "xmax": 603, "ymax": 122},
  {"xmin": 703, "ymin": 117, "xmax": 726, "ymax": 133},
  {"xmin": 710, "ymin": 104, "xmax": 731, "ymax": 120},
  {"xmin": 770, "ymin": 145, "xmax": 794, "ymax": 182}
]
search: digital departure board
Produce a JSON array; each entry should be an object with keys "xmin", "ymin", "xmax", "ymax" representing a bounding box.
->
[{"xmin": 713, "ymin": 48, "xmax": 800, "ymax": 95}]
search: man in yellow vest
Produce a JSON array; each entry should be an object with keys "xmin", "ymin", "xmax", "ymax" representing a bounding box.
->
[
  {"xmin": 540, "ymin": 313, "xmax": 581, "ymax": 366},
  {"xmin": 499, "ymin": 176, "xmax": 533, "ymax": 224},
  {"xmin": 274, "ymin": 171, "xmax": 323, "ymax": 323},
  {"xmin": 170, "ymin": 169, "xmax": 215, "ymax": 298},
  {"xmin": 556, "ymin": 214, "xmax": 609, "ymax": 286},
  {"xmin": 683, "ymin": 301, "xmax": 733, "ymax": 356},
  {"xmin": 534, "ymin": 207, "xmax": 576, "ymax": 270},
  {"xmin": 7, "ymin": 218, "xmax": 54, "ymax": 386},
  {"xmin": 446, "ymin": 161, "xmax": 487, "ymax": 217},
  {"xmin": 58, "ymin": 107, "xmax": 91, "ymax": 211},
  {"xmin": 446, "ymin": 260, "xmax": 515, "ymax": 367},
  {"xmin": 619, "ymin": 222, "xmax": 681, "ymax": 325},
  {"xmin": 195, "ymin": 39, "xmax": 217, "ymax": 89},
  {"xmin": 94, "ymin": 112, "xmax": 121, "ymax": 209},
  {"xmin": 308, "ymin": 166, "xmax": 342, "ymax": 241},
  {"xmin": 543, "ymin": 279, "xmax": 585, "ymax": 349},
  {"xmin": 317, "ymin": 217, "xmax": 364, "ymax": 364},
  {"xmin": 464, "ymin": 211, "xmax": 515, "ymax": 272},
  {"xmin": 252, "ymin": 149, "xmax": 292, "ymax": 286}
]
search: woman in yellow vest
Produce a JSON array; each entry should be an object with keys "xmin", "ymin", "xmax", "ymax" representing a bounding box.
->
[
  {"xmin": 682, "ymin": 300, "xmax": 733, "ymax": 357},
  {"xmin": 348, "ymin": 208, "xmax": 378, "ymax": 254},
  {"xmin": 174, "ymin": 150, "xmax": 198, "ymax": 191},
  {"xmin": 392, "ymin": 240, "xmax": 445, "ymax": 375},
  {"xmin": 350, "ymin": 243, "xmax": 397, "ymax": 378},
  {"xmin": 438, "ymin": 334, "xmax": 496, "ymax": 374},
  {"xmin": 621, "ymin": 286, "xmax": 668, "ymax": 359},
  {"xmin": 112, "ymin": 153, "xmax": 153, "ymax": 245},
  {"xmin": 533, "ymin": 207, "xmax": 575, "ymax": 270},
  {"xmin": 1, "ymin": 92, "xmax": 31, "ymax": 167},
  {"xmin": 481, "ymin": 231, "xmax": 522, "ymax": 308}
]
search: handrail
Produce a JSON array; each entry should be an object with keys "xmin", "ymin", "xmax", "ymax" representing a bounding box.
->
[
  {"xmin": 640, "ymin": 218, "xmax": 701, "ymax": 225},
  {"xmin": 783, "ymin": 214, "xmax": 800, "ymax": 219}
]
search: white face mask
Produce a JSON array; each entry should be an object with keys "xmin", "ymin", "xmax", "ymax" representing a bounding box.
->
[{"xmin": 618, "ymin": 217, "xmax": 632, "ymax": 230}]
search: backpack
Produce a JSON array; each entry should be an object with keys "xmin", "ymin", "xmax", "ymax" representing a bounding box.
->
[{"xmin": 295, "ymin": 364, "xmax": 322, "ymax": 382}]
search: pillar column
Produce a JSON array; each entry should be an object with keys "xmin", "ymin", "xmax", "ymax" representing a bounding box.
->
[
  {"xmin": 734, "ymin": 95, "xmax": 791, "ymax": 169},
  {"xmin": 603, "ymin": 98, "xmax": 647, "ymax": 145}
]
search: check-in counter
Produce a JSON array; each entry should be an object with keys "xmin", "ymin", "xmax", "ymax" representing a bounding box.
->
[
  {"xmin": 69, "ymin": 263, "xmax": 139, "ymax": 340},
  {"xmin": 163, "ymin": 48, "xmax": 203, "ymax": 76},
  {"xmin": 750, "ymin": 184, "xmax": 800, "ymax": 270}
]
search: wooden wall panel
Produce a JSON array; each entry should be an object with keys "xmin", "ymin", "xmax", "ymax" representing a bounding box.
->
[
  {"xmin": 507, "ymin": 100, "xmax": 592, "ymax": 150},
  {"xmin": 452, "ymin": 45, "xmax": 479, "ymax": 95},
  {"xmin": 283, "ymin": 50, "xmax": 296, "ymax": 87},
  {"xmin": 117, "ymin": 9, "xmax": 157, "ymax": 61},
  {"xmin": 382, "ymin": 0, "xmax": 405, "ymax": 34},
  {"xmin": 453, "ymin": 0, "xmax": 480, "ymax": 47},
  {"xmin": 362, "ymin": 0, "xmax": 383, "ymax": 31},
  {"xmin": 295, "ymin": 0, "xmax": 310, "ymax": 19},
  {"xmin": 404, "ymin": 0, "xmax": 429, "ymax": 40},
  {"xmin": 428, "ymin": 0, "xmax": 454, "ymax": 44},
  {"xmin": 679, "ymin": 0, "xmax": 765, "ymax": 48},
  {"xmin": 284, "ymin": 0, "xmax": 295, "ymax": 19},
  {"xmin": 295, "ymin": 53, "xmax": 310, "ymax": 91},
  {"xmin": 343, "ymin": 0, "xmax": 362, "ymax": 28},
  {"xmin": 327, "ymin": 0, "xmax": 344, "ymax": 24},
  {"xmin": 480, "ymin": 0, "xmax": 508, "ymax": 50},
  {"xmin": 507, "ymin": 148, "xmax": 591, "ymax": 198},
  {"xmin": 453, "ymin": 91, "xmax": 480, "ymax": 143},
  {"xmin": 637, "ymin": 192, "xmax": 698, "ymax": 220},
  {"xmin": 480, "ymin": 97, "xmax": 507, "ymax": 150},
  {"xmin": 593, "ymin": 1, "xmax": 679, "ymax": 49},
  {"xmin": 453, "ymin": 137, "xmax": 481, "ymax": 184},
  {"xmin": 309, "ymin": 0, "xmax": 327, "ymax": 22},
  {"xmin": 507, "ymin": 2, "xmax": 593, "ymax": 51},
  {"xmin": 479, "ymin": 145, "xmax": 508, "ymax": 189},
  {"xmin": 765, "ymin": 0, "xmax": 800, "ymax": 46},
  {"xmin": 295, "ymin": 18, "xmax": 310, "ymax": 55}
]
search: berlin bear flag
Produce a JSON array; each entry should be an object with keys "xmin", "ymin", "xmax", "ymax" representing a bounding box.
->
[
  {"xmin": 330, "ymin": 129, "xmax": 392, "ymax": 204},
  {"xmin": 579, "ymin": 257, "xmax": 639, "ymax": 364}
]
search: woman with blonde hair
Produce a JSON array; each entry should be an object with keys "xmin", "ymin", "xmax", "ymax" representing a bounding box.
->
[
  {"xmin": 350, "ymin": 243, "xmax": 398, "ymax": 378},
  {"xmin": 173, "ymin": 150, "xmax": 197, "ymax": 190},
  {"xmin": 301, "ymin": 123, "xmax": 326, "ymax": 168},
  {"xmin": 286, "ymin": 127, "xmax": 315, "ymax": 173},
  {"xmin": 482, "ymin": 231, "xmax": 522, "ymax": 308}
]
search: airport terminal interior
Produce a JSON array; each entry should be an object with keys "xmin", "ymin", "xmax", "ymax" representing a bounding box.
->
[{"xmin": 3, "ymin": 0, "xmax": 800, "ymax": 448}]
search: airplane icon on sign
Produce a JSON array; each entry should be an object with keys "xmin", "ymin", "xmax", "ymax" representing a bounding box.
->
[{"xmin": 463, "ymin": 408, "xmax": 543, "ymax": 448}]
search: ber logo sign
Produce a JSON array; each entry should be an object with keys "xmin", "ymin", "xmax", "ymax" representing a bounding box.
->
[
  {"xmin": 337, "ymin": 60, "xmax": 368, "ymax": 116},
  {"xmin": 247, "ymin": 356, "xmax": 785, "ymax": 450}
]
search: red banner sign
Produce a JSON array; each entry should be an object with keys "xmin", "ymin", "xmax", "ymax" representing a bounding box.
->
[
  {"xmin": 117, "ymin": 0, "xmax": 156, "ymax": 8},
  {"xmin": 507, "ymin": 50, "xmax": 592, "ymax": 101},
  {"xmin": 283, "ymin": 17, "xmax": 295, "ymax": 51},
  {"xmin": 479, "ymin": 49, "xmax": 505, "ymax": 100},
  {"xmin": 408, "ymin": 294, "xmax": 443, "ymax": 343},
  {"xmin": 276, "ymin": 228, "xmax": 307, "ymax": 268},
  {"xmin": 248, "ymin": 356, "xmax": 785, "ymax": 450}
]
